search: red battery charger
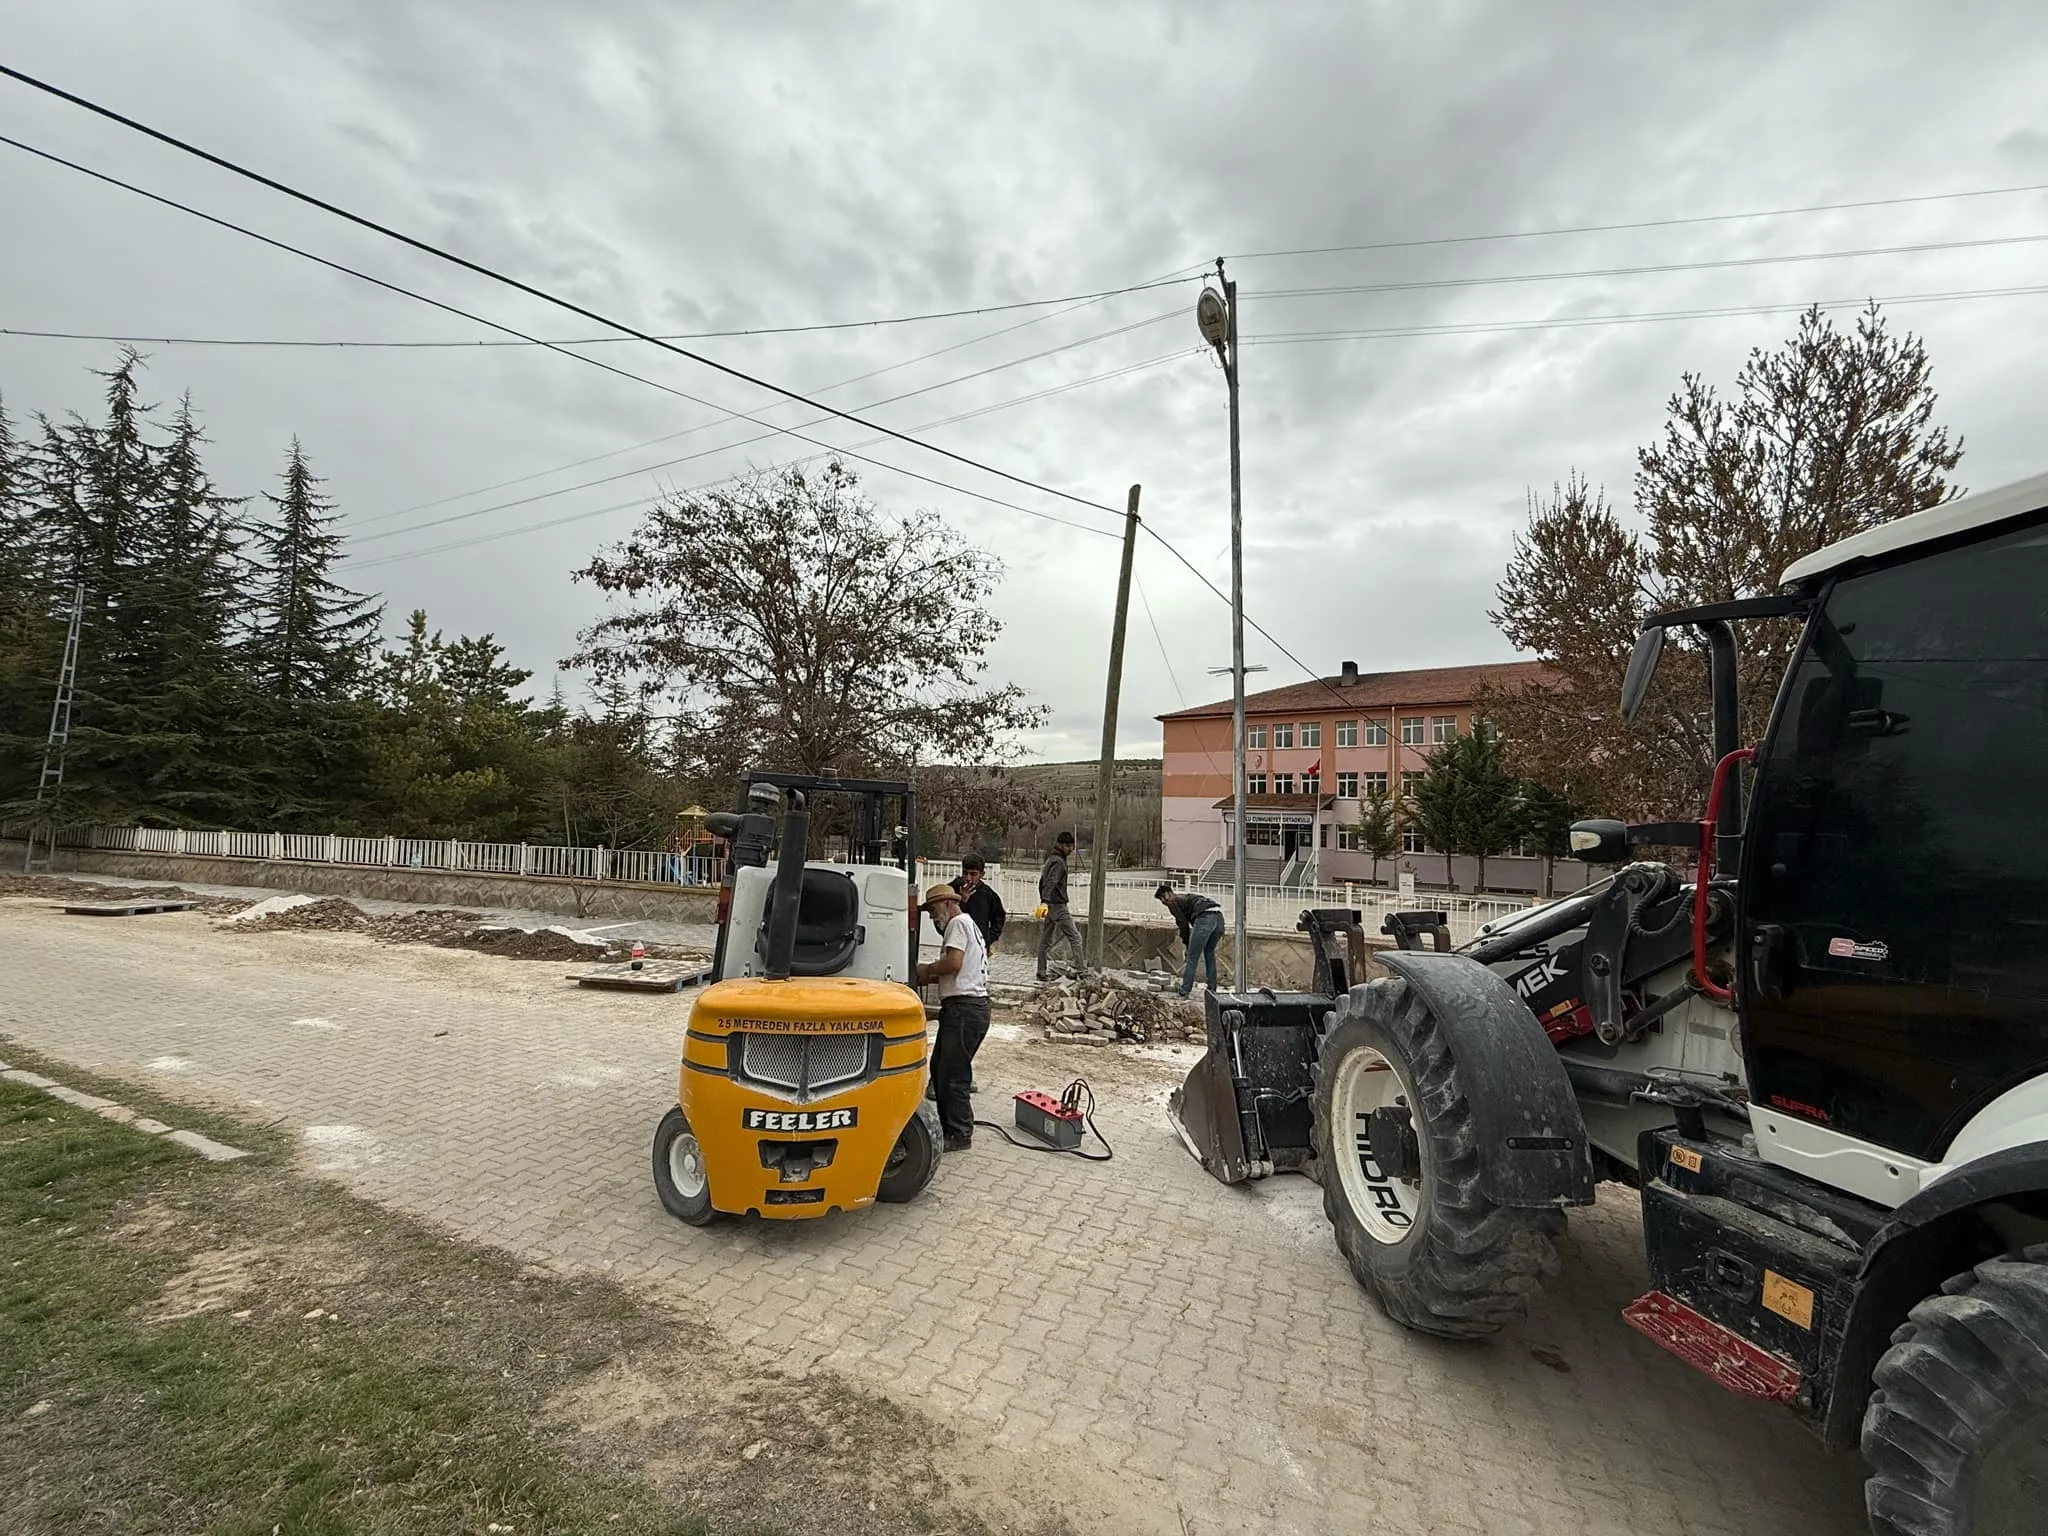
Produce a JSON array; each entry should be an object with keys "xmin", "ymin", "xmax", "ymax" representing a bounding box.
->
[{"xmin": 1014, "ymin": 1089, "xmax": 1085, "ymax": 1149}]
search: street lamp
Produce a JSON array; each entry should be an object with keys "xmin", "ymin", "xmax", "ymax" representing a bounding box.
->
[{"xmin": 1196, "ymin": 262, "xmax": 1249, "ymax": 989}]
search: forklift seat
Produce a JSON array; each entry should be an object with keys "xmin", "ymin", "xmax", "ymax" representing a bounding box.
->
[{"xmin": 760, "ymin": 867, "xmax": 864, "ymax": 976}]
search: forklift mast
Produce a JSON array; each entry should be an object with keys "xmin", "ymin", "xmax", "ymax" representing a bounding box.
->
[{"xmin": 706, "ymin": 771, "xmax": 919, "ymax": 983}]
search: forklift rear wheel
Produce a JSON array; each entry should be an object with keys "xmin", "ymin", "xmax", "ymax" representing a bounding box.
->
[
  {"xmin": 1312, "ymin": 978, "xmax": 1562, "ymax": 1339},
  {"xmin": 652, "ymin": 1107, "xmax": 723, "ymax": 1227},
  {"xmin": 1862, "ymin": 1246, "xmax": 2048, "ymax": 1536},
  {"xmin": 876, "ymin": 1101, "xmax": 943, "ymax": 1204}
]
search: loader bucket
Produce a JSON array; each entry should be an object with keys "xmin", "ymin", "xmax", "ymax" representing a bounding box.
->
[{"xmin": 1167, "ymin": 991, "xmax": 1326, "ymax": 1185}]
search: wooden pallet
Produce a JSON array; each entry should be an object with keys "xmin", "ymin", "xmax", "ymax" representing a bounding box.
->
[
  {"xmin": 58, "ymin": 900, "xmax": 199, "ymax": 917},
  {"xmin": 566, "ymin": 959, "xmax": 710, "ymax": 993}
]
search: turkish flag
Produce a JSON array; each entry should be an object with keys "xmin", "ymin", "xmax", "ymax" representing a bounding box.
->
[{"xmin": 1307, "ymin": 758, "xmax": 1320, "ymax": 776}]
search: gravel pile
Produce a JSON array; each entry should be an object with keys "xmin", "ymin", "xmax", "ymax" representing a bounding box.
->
[
  {"xmin": 229, "ymin": 896, "xmax": 371, "ymax": 933},
  {"xmin": 1023, "ymin": 970, "xmax": 1204, "ymax": 1047}
]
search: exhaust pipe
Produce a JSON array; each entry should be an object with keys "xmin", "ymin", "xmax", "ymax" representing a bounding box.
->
[{"xmin": 761, "ymin": 793, "xmax": 810, "ymax": 980}]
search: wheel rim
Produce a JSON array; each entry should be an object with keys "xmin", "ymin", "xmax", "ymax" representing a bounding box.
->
[
  {"xmin": 1328, "ymin": 1045, "xmax": 1424, "ymax": 1244},
  {"xmin": 667, "ymin": 1131, "xmax": 707, "ymax": 1199}
]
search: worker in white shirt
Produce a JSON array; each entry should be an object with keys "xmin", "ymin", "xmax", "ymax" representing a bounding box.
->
[{"xmin": 915, "ymin": 882, "xmax": 990, "ymax": 1151}]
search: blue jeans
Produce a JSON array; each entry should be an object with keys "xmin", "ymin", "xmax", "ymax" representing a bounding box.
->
[{"xmin": 1180, "ymin": 911, "xmax": 1223, "ymax": 995}]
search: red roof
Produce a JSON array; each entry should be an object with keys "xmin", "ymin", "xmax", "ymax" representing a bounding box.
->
[{"xmin": 1159, "ymin": 660, "xmax": 1555, "ymax": 722}]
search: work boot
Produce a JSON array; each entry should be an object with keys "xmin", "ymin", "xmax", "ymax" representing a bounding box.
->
[{"xmin": 944, "ymin": 1133, "xmax": 973, "ymax": 1152}]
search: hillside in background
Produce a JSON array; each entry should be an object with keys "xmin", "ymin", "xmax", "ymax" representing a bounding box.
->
[{"xmin": 998, "ymin": 758, "xmax": 1161, "ymax": 867}]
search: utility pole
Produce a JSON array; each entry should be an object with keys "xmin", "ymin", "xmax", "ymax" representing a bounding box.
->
[
  {"xmin": 1086, "ymin": 485, "xmax": 1141, "ymax": 969},
  {"xmin": 1197, "ymin": 262, "xmax": 1248, "ymax": 988},
  {"xmin": 24, "ymin": 581, "xmax": 86, "ymax": 874}
]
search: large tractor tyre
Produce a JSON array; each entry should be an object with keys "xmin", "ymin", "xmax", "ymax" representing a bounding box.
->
[
  {"xmin": 651, "ymin": 1107, "xmax": 724, "ymax": 1227},
  {"xmin": 1862, "ymin": 1245, "xmax": 2048, "ymax": 1536},
  {"xmin": 876, "ymin": 1101, "xmax": 944, "ymax": 1204},
  {"xmin": 1311, "ymin": 978, "xmax": 1563, "ymax": 1339}
]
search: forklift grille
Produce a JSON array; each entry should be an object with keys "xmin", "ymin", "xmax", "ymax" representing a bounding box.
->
[{"xmin": 733, "ymin": 1033, "xmax": 873, "ymax": 1099}]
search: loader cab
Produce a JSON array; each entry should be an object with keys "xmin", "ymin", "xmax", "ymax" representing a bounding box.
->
[{"xmin": 1736, "ymin": 507, "xmax": 2048, "ymax": 1189}]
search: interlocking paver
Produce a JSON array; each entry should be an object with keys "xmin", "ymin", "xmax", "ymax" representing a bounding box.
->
[{"xmin": 0, "ymin": 901, "xmax": 1873, "ymax": 1535}]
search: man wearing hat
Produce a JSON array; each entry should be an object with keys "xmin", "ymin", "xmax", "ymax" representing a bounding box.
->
[{"xmin": 915, "ymin": 882, "xmax": 990, "ymax": 1151}]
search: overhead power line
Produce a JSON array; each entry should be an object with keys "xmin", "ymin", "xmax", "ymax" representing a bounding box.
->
[
  {"xmin": 348, "ymin": 306, "xmax": 1183, "ymax": 543},
  {"xmin": 363, "ymin": 264, "xmax": 1206, "ymax": 524},
  {"xmin": 1229, "ymin": 180, "xmax": 2048, "ymax": 261},
  {"xmin": 347, "ymin": 346, "xmax": 1199, "ymax": 568},
  {"xmin": 0, "ymin": 63, "xmax": 1175, "ymax": 529},
  {"xmin": 0, "ymin": 128, "xmax": 1124, "ymax": 542},
  {"xmin": 1246, "ymin": 232, "xmax": 2048, "ymax": 304},
  {"xmin": 0, "ymin": 277, "xmax": 1198, "ymax": 350},
  {"xmin": 1240, "ymin": 282, "xmax": 2048, "ymax": 346}
]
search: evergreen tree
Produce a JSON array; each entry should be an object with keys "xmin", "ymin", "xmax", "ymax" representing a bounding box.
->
[
  {"xmin": 1409, "ymin": 729, "xmax": 1520, "ymax": 890},
  {"xmin": 1353, "ymin": 787, "xmax": 1402, "ymax": 886},
  {"xmin": 250, "ymin": 439, "xmax": 380, "ymax": 700},
  {"xmin": 1517, "ymin": 779, "xmax": 1585, "ymax": 899},
  {"xmin": 246, "ymin": 439, "xmax": 382, "ymax": 824}
]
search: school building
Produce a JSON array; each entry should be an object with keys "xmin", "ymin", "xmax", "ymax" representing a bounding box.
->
[{"xmin": 1157, "ymin": 658, "xmax": 1582, "ymax": 893}]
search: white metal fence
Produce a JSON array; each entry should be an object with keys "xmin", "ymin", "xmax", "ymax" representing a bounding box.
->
[
  {"xmin": 5, "ymin": 825, "xmax": 1536, "ymax": 941},
  {"xmin": 4, "ymin": 823, "xmax": 724, "ymax": 889}
]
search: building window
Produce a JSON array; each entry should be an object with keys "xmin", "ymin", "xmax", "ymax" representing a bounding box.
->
[
  {"xmin": 1247, "ymin": 823, "xmax": 1281, "ymax": 847},
  {"xmin": 1401, "ymin": 771, "xmax": 1424, "ymax": 798},
  {"xmin": 1431, "ymin": 715, "xmax": 1458, "ymax": 744},
  {"xmin": 1248, "ymin": 724, "xmax": 1267, "ymax": 750},
  {"xmin": 1335, "ymin": 720, "xmax": 1358, "ymax": 747},
  {"xmin": 1336, "ymin": 771, "xmax": 1359, "ymax": 798},
  {"xmin": 1362, "ymin": 771, "xmax": 1388, "ymax": 797},
  {"xmin": 1247, "ymin": 773, "xmax": 1267, "ymax": 794},
  {"xmin": 1337, "ymin": 826, "xmax": 1362, "ymax": 851},
  {"xmin": 1299, "ymin": 722, "xmax": 1321, "ymax": 748},
  {"xmin": 1301, "ymin": 770, "xmax": 1321, "ymax": 794},
  {"xmin": 1474, "ymin": 717, "xmax": 1500, "ymax": 743},
  {"xmin": 1273, "ymin": 723, "xmax": 1294, "ymax": 749},
  {"xmin": 1319, "ymin": 824, "xmax": 1330, "ymax": 848},
  {"xmin": 1401, "ymin": 827, "xmax": 1427, "ymax": 854},
  {"xmin": 1274, "ymin": 772, "xmax": 1295, "ymax": 794},
  {"xmin": 1364, "ymin": 720, "xmax": 1388, "ymax": 746},
  {"xmin": 1400, "ymin": 716, "xmax": 1424, "ymax": 746}
]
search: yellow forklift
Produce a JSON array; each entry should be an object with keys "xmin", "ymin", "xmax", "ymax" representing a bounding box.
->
[{"xmin": 651, "ymin": 772, "xmax": 943, "ymax": 1223}]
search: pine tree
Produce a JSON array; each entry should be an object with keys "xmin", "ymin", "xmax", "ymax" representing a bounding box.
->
[
  {"xmin": 247, "ymin": 439, "xmax": 383, "ymax": 825},
  {"xmin": 1353, "ymin": 788, "xmax": 1402, "ymax": 886},
  {"xmin": 251, "ymin": 439, "xmax": 380, "ymax": 701},
  {"xmin": 16, "ymin": 352, "xmax": 168, "ymax": 822}
]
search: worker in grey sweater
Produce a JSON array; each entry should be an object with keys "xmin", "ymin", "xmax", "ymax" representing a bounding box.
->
[{"xmin": 1036, "ymin": 831, "xmax": 1086, "ymax": 981}]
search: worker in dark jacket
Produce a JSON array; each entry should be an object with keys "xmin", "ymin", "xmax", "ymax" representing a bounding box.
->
[
  {"xmin": 956, "ymin": 855, "xmax": 1006, "ymax": 949},
  {"xmin": 1036, "ymin": 832, "xmax": 1085, "ymax": 981},
  {"xmin": 1156, "ymin": 882, "xmax": 1224, "ymax": 997}
]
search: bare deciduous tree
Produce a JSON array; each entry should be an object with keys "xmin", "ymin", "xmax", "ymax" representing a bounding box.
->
[
  {"xmin": 567, "ymin": 460, "xmax": 1045, "ymax": 790},
  {"xmin": 1482, "ymin": 303, "xmax": 1962, "ymax": 820}
]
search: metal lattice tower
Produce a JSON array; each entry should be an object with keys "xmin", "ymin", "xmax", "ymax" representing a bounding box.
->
[{"xmin": 23, "ymin": 581, "xmax": 86, "ymax": 873}]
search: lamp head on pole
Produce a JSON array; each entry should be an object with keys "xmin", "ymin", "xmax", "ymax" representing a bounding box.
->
[{"xmin": 1195, "ymin": 286, "xmax": 1230, "ymax": 352}]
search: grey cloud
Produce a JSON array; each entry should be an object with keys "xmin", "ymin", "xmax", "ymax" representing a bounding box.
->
[{"xmin": 2, "ymin": 0, "xmax": 2044, "ymax": 766}]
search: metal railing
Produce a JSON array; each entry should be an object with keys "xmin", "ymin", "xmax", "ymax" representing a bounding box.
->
[
  {"xmin": 1, "ymin": 822, "xmax": 1533, "ymax": 941},
  {"xmin": 1, "ymin": 822, "xmax": 724, "ymax": 890}
]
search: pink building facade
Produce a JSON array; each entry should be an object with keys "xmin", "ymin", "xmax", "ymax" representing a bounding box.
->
[{"xmin": 1158, "ymin": 658, "xmax": 1584, "ymax": 893}]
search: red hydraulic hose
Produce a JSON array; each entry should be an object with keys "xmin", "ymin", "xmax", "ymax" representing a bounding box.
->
[{"xmin": 1693, "ymin": 747, "xmax": 1756, "ymax": 1003}]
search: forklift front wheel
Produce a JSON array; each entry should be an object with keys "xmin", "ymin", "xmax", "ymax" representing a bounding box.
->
[
  {"xmin": 876, "ymin": 1101, "xmax": 944, "ymax": 1204},
  {"xmin": 652, "ymin": 1107, "xmax": 724, "ymax": 1227}
]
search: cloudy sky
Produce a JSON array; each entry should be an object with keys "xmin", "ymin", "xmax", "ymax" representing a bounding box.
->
[{"xmin": 5, "ymin": 2, "xmax": 2045, "ymax": 760}]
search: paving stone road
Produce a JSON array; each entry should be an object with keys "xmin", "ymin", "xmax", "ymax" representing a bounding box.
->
[{"xmin": 0, "ymin": 899, "xmax": 1870, "ymax": 1536}]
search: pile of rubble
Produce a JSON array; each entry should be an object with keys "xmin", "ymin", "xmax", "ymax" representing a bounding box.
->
[
  {"xmin": 1022, "ymin": 968, "xmax": 1205, "ymax": 1047},
  {"xmin": 0, "ymin": 874, "xmax": 249, "ymax": 915}
]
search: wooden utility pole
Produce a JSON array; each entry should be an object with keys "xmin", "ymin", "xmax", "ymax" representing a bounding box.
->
[{"xmin": 1085, "ymin": 484, "xmax": 1141, "ymax": 968}]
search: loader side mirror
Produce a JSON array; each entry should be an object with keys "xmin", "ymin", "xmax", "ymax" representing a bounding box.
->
[
  {"xmin": 1620, "ymin": 626, "xmax": 1665, "ymax": 723},
  {"xmin": 1569, "ymin": 819, "xmax": 1630, "ymax": 864}
]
